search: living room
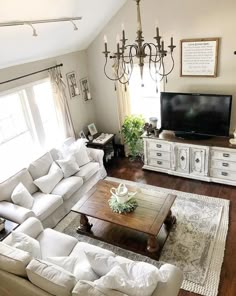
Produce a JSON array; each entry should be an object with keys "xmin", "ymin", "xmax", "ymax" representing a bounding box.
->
[{"xmin": 0, "ymin": 0, "xmax": 235, "ymax": 296}]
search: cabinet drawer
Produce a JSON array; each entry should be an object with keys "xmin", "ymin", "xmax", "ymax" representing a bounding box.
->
[
  {"xmin": 148, "ymin": 158, "xmax": 171, "ymax": 169},
  {"xmin": 148, "ymin": 150, "xmax": 170, "ymax": 161},
  {"xmin": 210, "ymin": 169, "xmax": 236, "ymax": 181},
  {"xmin": 211, "ymin": 159, "xmax": 236, "ymax": 172},
  {"xmin": 147, "ymin": 141, "xmax": 171, "ymax": 152},
  {"xmin": 211, "ymin": 150, "xmax": 236, "ymax": 161}
]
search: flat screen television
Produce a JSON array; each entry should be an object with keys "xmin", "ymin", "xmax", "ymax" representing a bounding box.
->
[{"xmin": 160, "ymin": 92, "xmax": 232, "ymax": 139}]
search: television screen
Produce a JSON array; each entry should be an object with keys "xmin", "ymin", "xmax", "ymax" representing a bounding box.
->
[{"xmin": 161, "ymin": 92, "xmax": 232, "ymax": 137}]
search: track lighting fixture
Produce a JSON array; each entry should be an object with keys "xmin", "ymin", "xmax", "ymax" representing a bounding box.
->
[{"xmin": 0, "ymin": 17, "xmax": 82, "ymax": 37}]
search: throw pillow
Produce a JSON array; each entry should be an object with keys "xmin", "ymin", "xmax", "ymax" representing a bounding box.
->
[
  {"xmin": 26, "ymin": 259, "xmax": 76, "ymax": 296},
  {"xmin": 34, "ymin": 162, "xmax": 63, "ymax": 194},
  {"xmin": 11, "ymin": 231, "xmax": 41, "ymax": 259},
  {"xmin": 85, "ymin": 251, "xmax": 118, "ymax": 277},
  {"xmin": 61, "ymin": 139, "xmax": 90, "ymax": 167},
  {"xmin": 11, "ymin": 182, "xmax": 34, "ymax": 209},
  {"xmin": 0, "ymin": 242, "xmax": 32, "ymax": 277},
  {"xmin": 94, "ymin": 262, "xmax": 160, "ymax": 296},
  {"xmin": 47, "ymin": 253, "xmax": 98, "ymax": 281},
  {"xmin": 57, "ymin": 155, "xmax": 80, "ymax": 178}
]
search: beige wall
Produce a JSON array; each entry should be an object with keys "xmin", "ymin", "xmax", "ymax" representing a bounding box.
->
[
  {"xmin": 87, "ymin": 0, "xmax": 236, "ymax": 134},
  {"xmin": 0, "ymin": 51, "xmax": 96, "ymax": 137}
]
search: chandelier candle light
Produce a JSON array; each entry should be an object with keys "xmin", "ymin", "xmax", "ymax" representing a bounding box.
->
[{"xmin": 102, "ymin": 0, "xmax": 176, "ymax": 91}]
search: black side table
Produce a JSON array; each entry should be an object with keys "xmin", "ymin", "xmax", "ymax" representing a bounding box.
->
[
  {"xmin": 87, "ymin": 133, "xmax": 115, "ymax": 164},
  {"xmin": 0, "ymin": 219, "xmax": 19, "ymax": 241}
]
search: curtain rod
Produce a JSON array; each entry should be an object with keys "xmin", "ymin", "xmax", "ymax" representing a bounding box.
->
[{"xmin": 0, "ymin": 63, "xmax": 63, "ymax": 85}]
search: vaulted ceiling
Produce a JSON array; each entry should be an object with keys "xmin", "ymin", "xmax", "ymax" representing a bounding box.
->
[{"xmin": 0, "ymin": 0, "xmax": 127, "ymax": 69}]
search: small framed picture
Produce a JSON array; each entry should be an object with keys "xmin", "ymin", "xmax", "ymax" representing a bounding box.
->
[
  {"xmin": 66, "ymin": 71, "xmax": 80, "ymax": 98},
  {"xmin": 88, "ymin": 123, "xmax": 98, "ymax": 136},
  {"xmin": 79, "ymin": 130, "xmax": 86, "ymax": 139},
  {"xmin": 80, "ymin": 77, "xmax": 92, "ymax": 101}
]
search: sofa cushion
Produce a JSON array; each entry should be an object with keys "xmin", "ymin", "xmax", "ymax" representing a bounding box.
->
[
  {"xmin": 34, "ymin": 162, "xmax": 63, "ymax": 194},
  {"xmin": 47, "ymin": 254, "xmax": 98, "ymax": 281},
  {"xmin": 57, "ymin": 156, "xmax": 80, "ymax": 178},
  {"xmin": 26, "ymin": 259, "xmax": 76, "ymax": 296},
  {"xmin": 28, "ymin": 152, "xmax": 54, "ymax": 180},
  {"xmin": 0, "ymin": 242, "xmax": 32, "ymax": 277},
  {"xmin": 70, "ymin": 242, "xmax": 114, "ymax": 258},
  {"xmin": 0, "ymin": 168, "xmax": 38, "ymax": 202},
  {"xmin": 37, "ymin": 229, "xmax": 77, "ymax": 258},
  {"xmin": 11, "ymin": 231, "xmax": 42, "ymax": 259},
  {"xmin": 32, "ymin": 192, "xmax": 63, "ymax": 221},
  {"xmin": 51, "ymin": 176, "xmax": 83, "ymax": 200},
  {"xmin": 75, "ymin": 162, "xmax": 99, "ymax": 182},
  {"xmin": 11, "ymin": 182, "xmax": 34, "ymax": 209}
]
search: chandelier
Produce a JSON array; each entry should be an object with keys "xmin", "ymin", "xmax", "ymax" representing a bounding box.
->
[{"xmin": 102, "ymin": 0, "xmax": 176, "ymax": 91}]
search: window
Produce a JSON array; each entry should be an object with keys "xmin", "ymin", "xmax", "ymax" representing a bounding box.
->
[
  {"xmin": 129, "ymin": 65, "xmax": 161, "ymax": 127},
  {"xmin": 0, "ymin": 79, "xmax": 64, "ymax": 181}
]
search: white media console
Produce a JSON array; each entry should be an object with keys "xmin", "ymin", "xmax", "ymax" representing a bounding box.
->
[{"xmin": 143, "ymin": 131, "xmax": 236, "ymax": 186}]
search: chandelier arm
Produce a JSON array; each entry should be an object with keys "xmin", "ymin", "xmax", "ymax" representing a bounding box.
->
[
  {"xmin": 157, "ymin": 52, "xmax": 175, "ymax": 77},
  {"xmin": 143, "ymin": 42, "xmax": 162, "ymax": 63},
  {"xmin": 118, "ymin": 53, "xmax": 134, "ymax": 84},
  {"xmin": 103, "ymin": 57, "xmax": 126, "ymax": 81}
]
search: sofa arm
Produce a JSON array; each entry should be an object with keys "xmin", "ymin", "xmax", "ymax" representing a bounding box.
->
[
  {"xmin": 87, "ymin": 148, "xmax": 104, "ymax": 167},
  {"xmin": 0, "ymin": 201, "xmax": 36, "ymax": 224},
  {"xmin": 152, "ymin": 264, "xmax": 183, "ymax": 296}
]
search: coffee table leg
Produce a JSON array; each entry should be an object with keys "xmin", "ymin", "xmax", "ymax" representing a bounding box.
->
[
  {"xmin": 147, "ymin": 235, "xmax": 159, "ymax": 253},
  {"xmin": 77, "ymin": 214, "xmax": 93, "ymax": 233},
  {"xmin": 164, "ymin": 210, "xmax": 176, "ymax": 229}
]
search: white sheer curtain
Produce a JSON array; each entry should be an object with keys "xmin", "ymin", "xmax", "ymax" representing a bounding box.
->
[
  {"xmin": 116, "ymin": 82, "xmax": 131, "ymax": 131},
  {"xmin": 49, "ymin": 67, "xmax": 75, "ymax": 139}
]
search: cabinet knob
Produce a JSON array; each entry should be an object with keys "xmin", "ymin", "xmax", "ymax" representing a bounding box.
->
[
  {"xmin": 181, "ymin": 156, "xmax": 185, "ymax": 161},
  {"xmin": 195, "ymin": 158, "xmax": 200, "ymax": 163},
  {"xmin": 221, "ymin": 172, "xmax": 228, "ymax": 176},
  {"xmin": 156, "ymin": 144, "xmax": 162, "ymax": 148},
  {"xmin": 157, "ymin": 153, "xmax": 162, "ymax": 157},
  {"xmin": 223, "ymin": 153, "xmax": 230, "ymax": 158},
  {"xmin": 222, "ymin": 163, "xmax": 229, "ymax": 167},
  {"xmin": 157, "ymin": 161, "xmax": 162, "ymax": 165}
]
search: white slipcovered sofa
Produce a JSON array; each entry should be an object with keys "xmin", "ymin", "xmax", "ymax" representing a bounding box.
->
[
  {"xmin": 0, "ymin": 217, "xmax": 183, "ymax": 296},
  {"xmin": 0, "ymin": 138, "xmax": 106, "ymax": 228}
]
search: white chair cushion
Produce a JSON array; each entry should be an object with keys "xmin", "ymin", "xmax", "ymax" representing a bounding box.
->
[
  {"xmin": 37, "ymin": 229, "xmax": 77, "ymax": 258},
  {"xmin": 34, "ymin": 162, "xmax": 63, "ymax": 194},
  {"xmin": 11, "ymin": 231, "xmax": 41, "ymax": 259},
  {"xmin": 26, "ymin": 259, "xmax": 76, "ymax": 296},
  {"xmin": 0, "ymin": 168, "xmax": 38, "ymax": 202},
  {"xmin": 47, "ymin": 253, "xmax": 98, "ymax": 281},
  {"xmin": 0, "ymin": 242, "xmax": 32, "ymax": 277},
  {"xmin": 11, "ymin": 182, "xmax": 34, "ymax": 209},
  {"xmin": 75, "ymin": 162, "xmax": 99, "ymax": 182},
  {"xmin": 51, "ymin": 176, "xmax": 83, "ymax": 200},
  {"xmin": 31, "ymin": 192, "xmax": 63, "ymax": 221},
  {"xmin": 57, "ymin": 155, "xmax": 80, "ymax": 178},
  {"xmin": 28, "ymin": 152, "xmax": 54, "ymax": 180}
]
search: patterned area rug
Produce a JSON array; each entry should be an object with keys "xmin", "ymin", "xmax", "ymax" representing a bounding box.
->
[{"xmin": 55, "ymin": 177, "xmax": 229, "ymax": 296}]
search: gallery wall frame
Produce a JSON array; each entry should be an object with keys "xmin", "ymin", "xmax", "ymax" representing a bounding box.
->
[
  {"xmin": 180, "ymin": 38, "xmax": 219, "ymax": 77},
  {"xmin": 80, "ymin": 77, "xmax": 92, "ymax": 101},
  {"xmin": 66, "ymin": 71, "xmax": 80, "ymax": 98}
]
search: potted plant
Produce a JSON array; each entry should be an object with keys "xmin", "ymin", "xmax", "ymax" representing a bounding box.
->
[{"xmin": 121, "ymin": 115, "xmax": 145, "ymax": 160}]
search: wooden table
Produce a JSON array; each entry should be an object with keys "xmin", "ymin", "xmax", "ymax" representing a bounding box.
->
[
  {"xmin": 72, "ymin": 180, "xmax": 176, "ymax": 255},
  {"xmin": 0, "ymin": 219, "xmax": 19, "ymax": 241}
]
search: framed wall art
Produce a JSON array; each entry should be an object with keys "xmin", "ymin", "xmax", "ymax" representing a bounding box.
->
[
  {"xmin": 88, "ymin": 123, "xmax": 98, "ymax": 136},
  {"xmin": 66, "ymin": 71, "xmax": 80, "ymax": 98},
  {"xmin": 79, "ymin": 130, "xmax": 86, "ymax": 139},
  {"xmin": 80, "ymin": 77, "xmax": 92, "ymax": 101},
  {"xmin": 180, "ymin": 38, "xmax": 219, "ymax": 77}
]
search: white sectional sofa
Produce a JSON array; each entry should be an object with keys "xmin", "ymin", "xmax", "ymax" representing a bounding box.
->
[
  {"xmin": 0, "ymin": 138, "xmax": 106, "ymax": 228},
  {"xmin": 0, "ymin": 217, "xmax": 183, "ymax": 296}
]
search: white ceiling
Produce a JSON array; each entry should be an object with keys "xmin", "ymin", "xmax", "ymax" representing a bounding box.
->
[{"xmin": 0, "ymin": 0, "xmax": 127, "ymax": 69}]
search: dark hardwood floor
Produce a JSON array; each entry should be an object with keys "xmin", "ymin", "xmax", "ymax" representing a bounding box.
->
[{"xmin": 105, "ymin": 157, "xmax": 236, "ymax": 296}]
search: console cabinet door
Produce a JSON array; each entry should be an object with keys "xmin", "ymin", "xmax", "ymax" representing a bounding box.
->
[
  {"xmin": 190, "ymin": 148, "xmax": 208, "ymax": 176},
  {"xmin": 175, "ymin": 145, "xmax": 190, "ymax": 173}
]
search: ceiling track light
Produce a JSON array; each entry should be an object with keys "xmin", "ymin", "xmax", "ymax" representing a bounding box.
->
[{"xmin": 0, "ymin": 17, "xmax": 82, "ymax": 37}]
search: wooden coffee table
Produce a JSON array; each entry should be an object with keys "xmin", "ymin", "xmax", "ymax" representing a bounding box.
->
[
  {"xmin": 0, "ymin": 219, "xmax": 19, "ymax": 241},
  {"xmin": 72, "ymin": 180, "xmax": 176, "ymax": 255}
]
